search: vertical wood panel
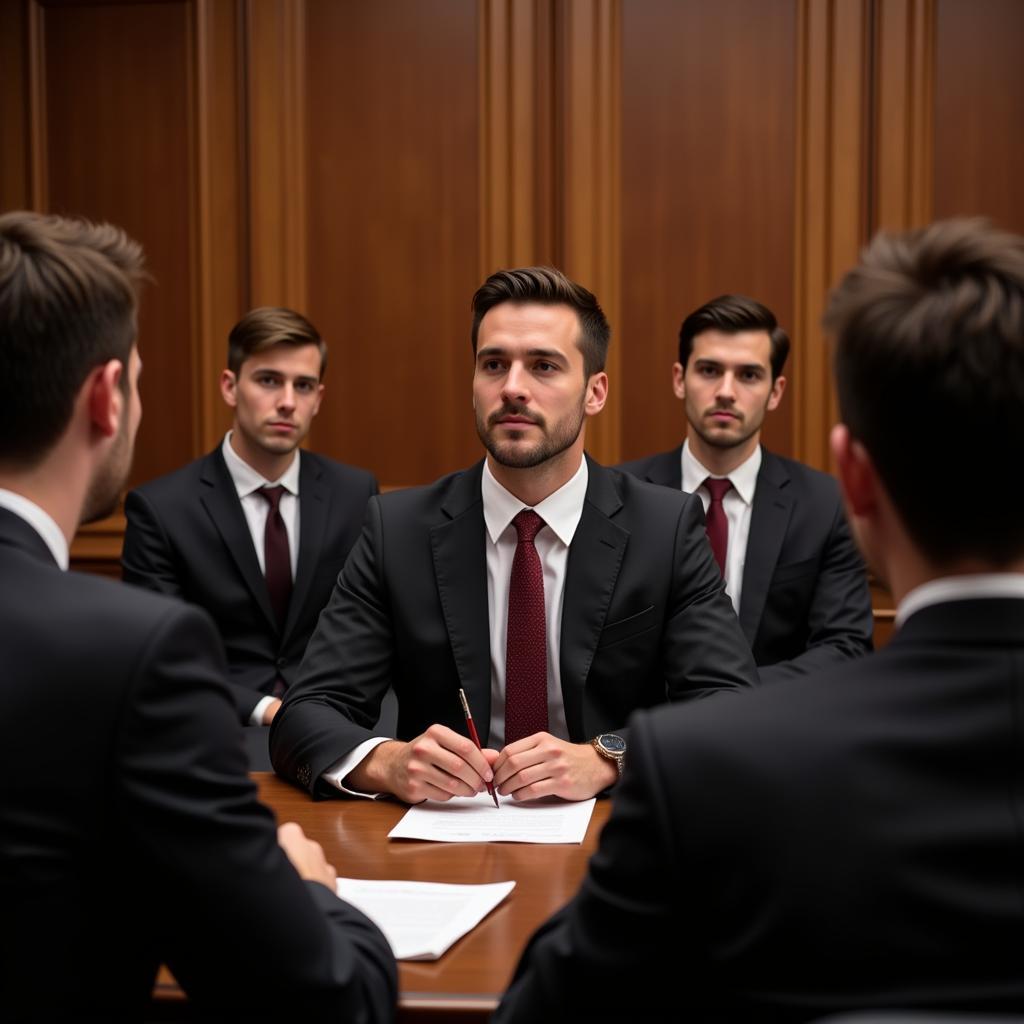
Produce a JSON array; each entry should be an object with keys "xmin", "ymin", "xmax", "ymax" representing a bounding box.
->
[
  {"xmin": 873, "ymin": 0, "xmax": 935, "ymax": 231},
  {"xmin": 559, "ymin": 0, "xmax": 622, "ymax": 464},
  {"xmin": 479, "ymin": 0, "xmax": 558, "ymax": 273},
  {"xmin": 40, "ymin": 0, "xmax": 198, "ymax": 487},
  {"xmin": 245, "ymin": 0, "xmax": 308, "ymax": 310},
  {"xmin": 932, "ymin": 0, "xmax": 1024, "ymax": 233},
  {"xmin": 792, "ymin": 0, "xmax": 870, "ymax": 471},
  {"xmin": 620, "ymin": 0, "xmax": 797, "ymax": 464},
  {"xmin": 0, "ymin": 3, "xmax": 33, "ymax": 211},
  {"xmin": 304, "ymin": 0, "xmax": 481, "ymax": 486}
]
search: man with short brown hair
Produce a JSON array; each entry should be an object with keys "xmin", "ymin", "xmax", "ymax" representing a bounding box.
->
[
  {"xmin": 123, "ymin": 306, "xmax": 377, "ymax": 727},
  {"xmin": 0, "ymin": 211, "xmax": 395, "ymax": 1021}
]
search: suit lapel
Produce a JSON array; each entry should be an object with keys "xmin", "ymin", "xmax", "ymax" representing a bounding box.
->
[
  {"xmin": 642, "ymin": 446, "xmax": 684, "ymax": 489},
  {"xmin": 199, "ymin": 449, "xmax": 279, "ymax": 632},
  {"xmin": 430, "ymin": 463, "xmax": 493, "ymax": 743},
  {"xmin": 284, "ymin": 451, "xmax": 327, "ymax": 641},
  {"xmin": 560, "ymin": 459, "xmax": 629, "ymax": 739},
  {"xmin": 738, "ymin": 450, "xmax": 792, "ymax": 644}
]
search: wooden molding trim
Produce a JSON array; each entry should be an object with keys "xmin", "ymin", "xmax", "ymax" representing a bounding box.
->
[
  {"xmin": 792, "ymin": 0, "xmax": 872, "ymax": 472},
  {"xmin": 190, "ymin": 0, "xmax": 246, "ymax": 453},
  {"xmin": 478, "ymin": 0, "xmax": 557, "ymax": 273},
  {"xmin": 244, "ymin": 0, "xmax": 308, "ymax": 310},
  {"xmin": 557, "ymin": 0, "xmax": 621, "ymax": 465},
  {"xmin": 873, "ymin": 0, "xmax": 935, "ymax": 231}
]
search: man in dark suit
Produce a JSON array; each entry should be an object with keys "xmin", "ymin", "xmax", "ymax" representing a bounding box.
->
[
  {"xmin": 0, "ymin": 211, "xmax": 396, "ymax": 1021},
  {"xmin": 271, "ymin": 267, "xmax": 757, "ymax": 804},
  {"xmin": 495, "ymin": 219, "xmax": 1024, "ymax": 1020},
  {"xmin": 619, "ymin": 295, "xmax": 873, "ymax": 682},
  {"xmin": 123, "ymin": 307, "xmax": 377, "ymax": 727}
]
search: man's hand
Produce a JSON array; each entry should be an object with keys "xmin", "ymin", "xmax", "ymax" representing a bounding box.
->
[
  {"xmin": 261, "ymin": 698, "xmax": 282, "ymax": 725},
  {"xmin": 346, "ymin": 724, "xmax": 499, "ymax": 804},
  {"xmin": 492, "ymin": 732, "xmax": 617, "ymax": 801},
  {"xmin": 277, "ymin": 821, "xmax": 336, "ymax": 890}
]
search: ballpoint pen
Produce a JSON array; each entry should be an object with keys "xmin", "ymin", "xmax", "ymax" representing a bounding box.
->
[{"xmin": 458, "ymin": 687, "xmax": 500, "ymax": 808}]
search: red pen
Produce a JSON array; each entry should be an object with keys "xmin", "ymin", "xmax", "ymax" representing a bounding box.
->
[{"xmin": 458, "ymin": 688, "xmax": 500, "ymax": 808}]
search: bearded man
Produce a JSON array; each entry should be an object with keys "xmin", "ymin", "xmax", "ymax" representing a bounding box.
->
[{"xmin": 271, "ymin": 267, "xmax": 757, "ymax": 804}]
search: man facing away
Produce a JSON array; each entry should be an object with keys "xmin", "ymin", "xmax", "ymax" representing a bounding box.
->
[
  {"xmin": 0, "ymin": 211, "xmax": 396, "ymax": 1021},
  {"xmin": 271, "ymin": 266, "xmax": 757, "ymax": 804},
  {"xmin": 122, "ymin": 307, "xmax": 378, "ymax": 727},
  {"xmin": 619, "ymin": 295, "xmax": 873, "ymax": 682},
  {"xmin": 495, "ymin": 219, "xmax": 1024, "ymax": 1021}
]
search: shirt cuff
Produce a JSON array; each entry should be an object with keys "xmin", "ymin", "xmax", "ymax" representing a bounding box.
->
[
  {"xmin": 322, "ymin": 737, "xmax": 393, "ymax": 798},
  {"xmin": 249, "ymin": 695, "xmax": 276, "ymax": 727}
]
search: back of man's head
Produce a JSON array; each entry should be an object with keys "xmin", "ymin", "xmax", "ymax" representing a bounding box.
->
[
  {"xmin": 0, "ymin": 211, "xmax": 144, "ymax": 468},
  {"xmin": 824, "ymin": 218, "xmax": 1024, "ymax": 566}
]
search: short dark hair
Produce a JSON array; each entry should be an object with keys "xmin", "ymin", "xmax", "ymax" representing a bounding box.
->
[
  {"xmin": 227, "ymin": 307, "xmax": 326, "ymax": 378},
  {"xmin": 470, "ymin": 266, "xmax": 610, "ymax": 378},
  {"xmin": 678, "ymin": 295, "xmax": 790, "ymax": 380},
  {"xmin": 0, "ymin": 211, "xmax": 145, "ymax": 467},
  {"xmin": 824, "ymin": 217, "xmax": 1024, "ymax": 566}
]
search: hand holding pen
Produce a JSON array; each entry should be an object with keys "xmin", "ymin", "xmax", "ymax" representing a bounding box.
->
[{"xmin": 459, "ymin": 688, "xmax": 500, "ymax": 808}]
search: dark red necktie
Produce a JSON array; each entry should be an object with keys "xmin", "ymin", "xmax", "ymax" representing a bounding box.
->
[
  {"xmin": 258, "ymin": 485, "xmax": 293, "ymax": 630},
  {"xmin": 504, "ymin": 509, "xmax": 548, "ymax": 744},
  {"xmin": 702, "ymin": 476, "xmax": 732, "ymax": 577}
]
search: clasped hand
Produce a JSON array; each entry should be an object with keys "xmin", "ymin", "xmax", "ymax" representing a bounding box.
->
[{"xmin": 359, "ymin": 725, "xmax": 616, "ymax": 804}]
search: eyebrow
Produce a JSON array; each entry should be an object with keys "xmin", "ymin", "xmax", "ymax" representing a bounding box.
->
[
  {"xmin": 477, "ymin": 346, "xmax": 568, "ymax": 362},
  {"xmin": 249, "ymin": 368, "xmax": 320, "ymax": 384},
  {"xmin": 694, "ymin": 358, "xmax": 767, "ymax": 373}
]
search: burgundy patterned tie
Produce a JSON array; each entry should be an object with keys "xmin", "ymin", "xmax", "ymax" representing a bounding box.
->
[
  {"xmin": 258, "ymin": 485, "xmax": 293, "ymax": 630},
  {"xmin": 702, "ymin": 476, "xmax": 732, "ymax": 577},
  {"xmin": 504, "ymin": 509, "xmax": 548, "ymax": 744}
]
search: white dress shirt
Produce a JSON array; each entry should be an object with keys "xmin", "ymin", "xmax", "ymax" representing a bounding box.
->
[
  {"xmin": 323, "ymin": 456, "xmax": 589, "ymax": 797},
  {"xmin": 681, "ymin": 439, "xmax": 761, "ymax": 614},
  {"xmin": 0, "ymin": 489, "xmax": 69, "ymax": 569},
  {"xmin": 895, "ymin": 573, "xmax": 1024, "ymax": 628},
  {"xmin": 221, "ymin": 433, "xmax": 301, "ymax": 725}
]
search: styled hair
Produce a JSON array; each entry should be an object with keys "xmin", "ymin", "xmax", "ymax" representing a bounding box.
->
[
  {"xmin": 678, "ymin": 294, "xmax": 790, "ymax": 380},
  {"xmin": 470, "ymin": 266, "xmax": 610, "ymax": 378},
  {"xmin": 227, "ymin": 307, "xmax": 327, "ymax": 378},
  {"xmin": 824, "ymin": 217, "xmax": 1024, "ymax": 565},
  {"xmin": 0, "ymin": 211, "xmax": 145, "ymax": 466}
]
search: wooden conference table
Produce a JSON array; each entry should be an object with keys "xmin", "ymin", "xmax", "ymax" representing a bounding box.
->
[{"xmin": 154, "ymin": 773, "xmax": 610, "ymax": 1022}]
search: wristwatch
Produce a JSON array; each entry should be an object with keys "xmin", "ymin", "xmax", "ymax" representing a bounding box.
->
[{"xmin": 591, "ymin": 733, "xmax": 626, "ymax": 778}]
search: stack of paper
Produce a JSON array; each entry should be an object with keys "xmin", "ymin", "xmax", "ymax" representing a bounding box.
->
[{"xmin": 335, "ymin": 878, "xmax": 515, "ymax": 960}]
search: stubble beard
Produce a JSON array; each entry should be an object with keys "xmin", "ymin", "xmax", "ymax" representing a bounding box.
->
[
  {"xmin": 81, "ymin": 416, "xmax": 133, "ymax": 525},
  {"xmin": 477, "ymin": 398, "xmax": 586, "ymax": 470}
]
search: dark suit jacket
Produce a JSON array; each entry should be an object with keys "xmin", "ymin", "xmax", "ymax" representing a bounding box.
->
[
  {"xmin": 122, "ymin": 446, "xmax": 377, "ymax": 721},
  {"xmin": 495, "ymin": 597, "xmax": 1024, "ymax": 1022},
  {"xmin": 0, "ymin": 507, "xmax": 396, "ymax": 1022},
  {"xmin": 270, "ymin": 457, "xmax": 758, "ymax": 794},
  {"xmin": 618, "ymin": 445, "xmax": 873, "ymax": 682}
]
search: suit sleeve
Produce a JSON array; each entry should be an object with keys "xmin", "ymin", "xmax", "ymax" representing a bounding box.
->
[
  {"xmin": 494, "ymin": 710, "xmax": 697, "ymax": 1021},
  {"xmin": 757, "ymin": 499, "xmax": 873, "ymax": 685},
  {"xmin": 122, "ymin": 489, "xmax": 184, "ymax": 597},
  {"xmin": 117, "ymin": 602, "xmax": 397, "ymax": 1022},
  {"xmin": 664, "ymin": 493, "xmax": 760, "ymax": 700},
  {"xmin": 271, "ymin": 496, "xmax": 394, "ymax": 795},
  {"xmin": 122, "ymin": 488, "xmax": 265, "ymax": 723}
]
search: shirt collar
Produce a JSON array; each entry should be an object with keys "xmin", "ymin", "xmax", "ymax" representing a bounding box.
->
[
  {"xmin": 681, "ymin": 438, "xmax": 761, "ymax": 505},
  {"xmin": 481, "ymin": 456, "xmax": 589, "ymax": 548},
  {"xmin": 221, "ymin": 431, "xmax": 300, "ymax": 498},
  {"xmin": 896, "ymin": 573, "xmax": 1024, "ymax": 628},
  {"xmin": 0, "ymin": 488, "xmax": 70, "ymax": 570}
]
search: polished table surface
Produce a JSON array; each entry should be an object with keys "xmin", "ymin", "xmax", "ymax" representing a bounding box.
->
[{"xmin": 156, "ymin": 772, "xmax": 609, "ymax": 1021}]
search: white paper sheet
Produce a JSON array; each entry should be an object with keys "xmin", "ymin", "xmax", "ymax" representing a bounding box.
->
[
  {"xmin": 335, "ymin": 877, "xmax": 515, "ymax": 960},
  {"xmin": 387, "ymin": 791, "xmax": 596, "ymax": 844}
]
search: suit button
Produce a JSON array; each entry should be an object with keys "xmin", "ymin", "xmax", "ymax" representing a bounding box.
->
[
  {"xmin": 276, "ymin": 657, "xmax": 287, "ymax": 671},
  {"xmin": 297, "ymin": 764, "xmax": 312, "ymax": 787}
]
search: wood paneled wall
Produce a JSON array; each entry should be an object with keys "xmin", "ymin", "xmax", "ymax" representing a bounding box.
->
[{"xmin": 1, "ymin": 0, "xmax": 1022, "ymax": 589}]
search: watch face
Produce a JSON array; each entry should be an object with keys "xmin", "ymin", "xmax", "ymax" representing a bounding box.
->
[{"xmin": 599, "ymin": 734, "xmax": 626, "ymax": 754}]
